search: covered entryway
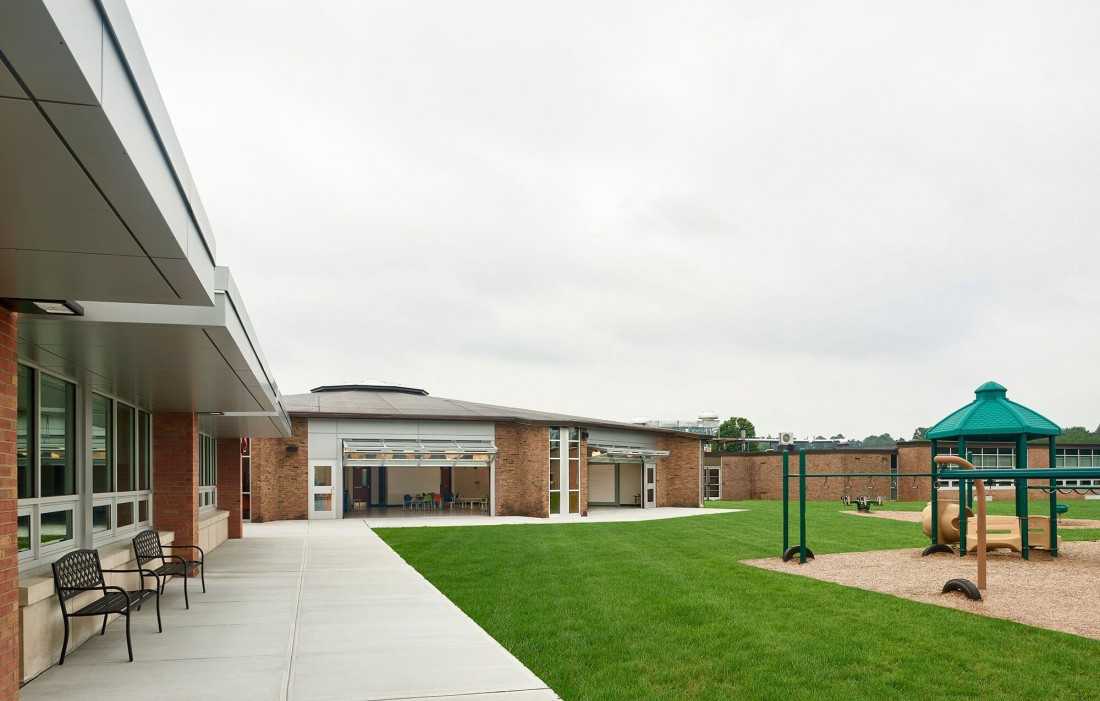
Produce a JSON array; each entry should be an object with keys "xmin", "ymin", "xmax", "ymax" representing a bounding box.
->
[
  {"xmin": 342, "ymin": 438, "xmax": 497, "ymax": 516},
  {"xmin": 587, "ymin": 443, "xmax": 669, "ymax": 508}
]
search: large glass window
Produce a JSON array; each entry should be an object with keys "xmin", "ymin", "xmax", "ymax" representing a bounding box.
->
[
  {"xmin": 39, "ymin": 374, "xmax": 76, "ymax": 497},
  {"xmin": 117, "ymin": 404, "xmax": 135, "ymax": 492},
  {"xmin": 92, "ymin": 394, "xmax": 113, "ymax": 493},
  {"xmin": 17, "ymin": 365, "xmax": 34, "ymax": 499},
  {"xmin": 199, "ymin": 433, "xmax": 217, "ymax": 511},
  {"xmin": 548, "ymin": 427, "xmax": 581, "ymax": 515}
]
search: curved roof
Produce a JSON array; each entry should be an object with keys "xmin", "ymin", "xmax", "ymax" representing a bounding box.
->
[
  {"xmin": 927, "ymin": 382, "xmax": 1061, "ymax": 441},
  {"xmin": 282, "ymin": 386, "xmax": 703, "ymax": 438}
]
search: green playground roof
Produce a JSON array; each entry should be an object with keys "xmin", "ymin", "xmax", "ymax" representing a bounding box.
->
[{"xmin": 927, "ymin": 382, "xmax": 1061, "ymax": 441}]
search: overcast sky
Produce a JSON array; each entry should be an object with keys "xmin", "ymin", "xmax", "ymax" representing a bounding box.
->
[{"xmin": 127, "ymin": 1, "xmax": 1100, "ymax": 440}]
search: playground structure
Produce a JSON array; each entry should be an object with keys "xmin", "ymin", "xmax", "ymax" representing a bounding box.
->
[{"xmin": 781, "ymin": 383, "xmax": 1100, "ymax": 580}]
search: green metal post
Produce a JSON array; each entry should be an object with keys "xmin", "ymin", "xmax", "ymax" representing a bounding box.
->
[
  {"xmin": 799, "ymin": 449, "xmax": 807, "ymax": 564},
  {"xmin": 929, "ymin": 439, "xmax": 938, "ymax": 545},
  {"xmin": 1018, "ymin": 434, "xmax": 1029, "ymax": 560},
  {"xmin": 1049, "ymin": 436, "xmax": 1058, "ymax": 557},
  {"xmin": 958, "ymin": 470, "xmax": 966, "ymax": 557},
  {"xmin": 782, "ymin": 450, "xmax": 789, "ymax": 556},
  {"xmin": 966, "ymin": 450, "xmax": 974, "ymax": 509}
]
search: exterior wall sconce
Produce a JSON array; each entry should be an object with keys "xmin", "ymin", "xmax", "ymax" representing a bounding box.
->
[
  {"xmin": 285, "ymin": 444, "xmax": 299, "ymax": 453},
  {"xmin": 12, "ymin": 299, "xmax": 85, "ymax": 316}
]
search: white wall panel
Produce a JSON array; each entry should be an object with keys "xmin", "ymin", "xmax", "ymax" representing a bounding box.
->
[
  {"xmin": 618, "ymin": 463, "xmax": 642, "ymax": 505},
  {"xmin": 589, "ymin": 464, "xmax": 616, "ymax": 504},
  {"xmin": 386, "ymin": 468, "xmax": 441, "ymax": 504}
]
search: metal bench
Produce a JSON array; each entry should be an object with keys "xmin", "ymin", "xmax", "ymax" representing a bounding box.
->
[
  {"xmin": 51, "ymin": 549, "xmax": 162, "ymax": 664},
  {"xmin": 133, "ymin": 530, "xmax": 206, "ymax": 609}
]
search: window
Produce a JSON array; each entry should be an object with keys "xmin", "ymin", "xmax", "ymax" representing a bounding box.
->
[
  {"xmin": 39, "ymin": 374, "xmax": 76, "ymax": 497},
  {"xmin": 18, "ymin": 362, "xmax": 155, "ymax": 567},
  {"xmin": 92, "ymin": 394, "xmax": 112, "ymax": 493},
  {"xmin": 548, "ymin": 427, "xmax": 580, "ymax": 515},
  {"xmin": 936, "ymin": 446, "xmax": 1016, "ymax": 490},
  {"xmin": 199, "ymin": 433, "xmax": 217, "ymax": 511},
  {"xmin": 1054, "ymin": 449, "xmax": 1100, "ymax": 489},
  {"xmin": 242, "ymin": 438, "xmax": 251, "ymax": 521}
]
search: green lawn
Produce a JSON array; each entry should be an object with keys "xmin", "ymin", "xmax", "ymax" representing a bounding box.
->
[{"xmin": 377, "ymin": 501, "xmax": 1100, "ymax": 701}]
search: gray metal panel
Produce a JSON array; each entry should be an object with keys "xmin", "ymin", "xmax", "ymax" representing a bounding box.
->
[
  {"xmin": 0, "ymin": 0, "xmax": 100, "ymax": 104},
  {"xmin": 0, "ymin": 101, "xmax": 146, "ymax": 255},
  {"xmin": 0, "ymin": 249, "xmax": 176, "ymax": 303},
  {"xmin": 0, "ymin": 58, "xmax": 26, "ymax": 98}
]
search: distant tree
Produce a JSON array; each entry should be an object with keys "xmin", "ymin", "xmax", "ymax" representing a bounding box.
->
[
  {"xmin": 1060, "ymin": 426, "xmax": 1100, "ymax": 444},
  {"xmin": 912, "ymin": 427, "xmax": 929, "ymax": 440},
  {"xmin": 830, "ymin": 434, "xmax": 846, "ymax": 440},
  {"xmin": 718, "ymin": 417, "xmax": 757, "ymax": 452},
  {"xmin": 861, "ymin": 433, "xmax": 896, "ymax": 447}
]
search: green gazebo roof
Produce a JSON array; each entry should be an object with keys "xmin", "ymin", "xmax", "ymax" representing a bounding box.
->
[{"xmin": 927, "ymin": 382, "xmax": 1061, "ymax": 441}]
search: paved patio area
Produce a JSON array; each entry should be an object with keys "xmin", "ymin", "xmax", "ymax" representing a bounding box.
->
[
  {"xmin": 358, "ymin": 505, "xmax": 742, "ymax": 528},
  {"xmin": 21, "ymin": 519, "xmax": 559, "ymax": 701}
]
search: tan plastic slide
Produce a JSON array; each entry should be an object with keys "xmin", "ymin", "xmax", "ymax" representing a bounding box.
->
[{"xmin": 921, "ymin": 501, "xmax": 1062, "ymax": 552}]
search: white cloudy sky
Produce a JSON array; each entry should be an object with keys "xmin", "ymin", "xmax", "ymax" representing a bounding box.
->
[{"xmin": 127, "ymin": 1, "xmax": 1100, "ymax": 440}]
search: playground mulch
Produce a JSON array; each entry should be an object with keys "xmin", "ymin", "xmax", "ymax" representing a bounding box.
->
[{"xmin": 745, "ymin": 541, "xmax": 1100, "ymax": 641}]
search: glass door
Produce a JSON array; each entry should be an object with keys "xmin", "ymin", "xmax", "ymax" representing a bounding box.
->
[
  {"xmin": 642, "ymin": 459, "xmax": 656, "ymax": 508},
  {"xmin": 309, "ymin": 460, "xmax": 337, "ymax": 519},
  {"xmin": 704, "ymin": 467, "xmax": 721, "ymax": 500}
]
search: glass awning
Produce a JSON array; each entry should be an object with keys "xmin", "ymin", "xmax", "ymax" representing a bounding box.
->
[
  {"xmin": 587, "ymin": 443, "xmax": 670, "ymax": 463},
  {"xmin": 343, "ymin": 438, "xmax": 497, "ymax": 467}
]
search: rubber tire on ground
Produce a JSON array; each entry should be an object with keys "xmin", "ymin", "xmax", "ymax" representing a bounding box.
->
[
  {"xmin": 942, "ymin": 578, "xmax": 982, "ymax": 600},
  {"xmin": 921, "ymin": 543, "xmax": 955, "ymax": 557},
  {"xmin": 782, "ymin": 546, "xmax": 815, "ymax": 562}
]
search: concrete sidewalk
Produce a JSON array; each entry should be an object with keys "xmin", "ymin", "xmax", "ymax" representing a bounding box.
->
[{"xmin": 21, "ymin": 520, "xmax": 558, "ymax": 701}]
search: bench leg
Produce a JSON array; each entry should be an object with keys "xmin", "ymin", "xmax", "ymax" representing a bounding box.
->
[
  {"xmin": 155, "ymin": 589, "xmax": 163, "ymax": 633},
  {"xmin": 183, "ymin": 572, "xmax": 190, "ymax": 610},
  {"xmin": 59, "ymin": 616, "xmax": 70, "ymax": 665},
  {"xmin": 101, "ymin": 613, "xmax": 108, "ymax": 635},
  {"xmin": 124, "ymin": 611, "xmax": 133, "ymax": 662},
  {"xmin": 200, "ymin": 564, "xmax": 206, "ymax": 594}
]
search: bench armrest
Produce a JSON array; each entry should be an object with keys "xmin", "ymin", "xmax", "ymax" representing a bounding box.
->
[
  {"xmin": 163, "ymin": 544, "xmax": 205, "ymax": 560},
  {"xmin": 104, "ymin": 567, "xmax": 163, "ymax": 588}
]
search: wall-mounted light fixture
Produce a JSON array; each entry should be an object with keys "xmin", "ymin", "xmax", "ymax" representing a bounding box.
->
[
  {"xmin": 12, "ymin": 299, "xmax": 85, "ymax": 316},
  {"xmin": 285, "ymin": 444, "xmax": 299, "ymax": 453}
]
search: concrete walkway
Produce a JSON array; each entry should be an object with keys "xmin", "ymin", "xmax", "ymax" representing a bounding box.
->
[
  {"xmin": 21, "ymin": 519, "xmax": 558, "ymax": 701},
  {"xmin": 361, "ymin": 505, "xmax": 744, "ymax": 528}
]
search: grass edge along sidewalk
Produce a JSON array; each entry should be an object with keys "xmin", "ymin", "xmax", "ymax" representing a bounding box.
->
[{"xmin": 377, "ymin": 501, "xmax": 1100, "ymax": 701}]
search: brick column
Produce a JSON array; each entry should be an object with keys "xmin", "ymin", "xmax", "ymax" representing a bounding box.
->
[
  {"xmin": 153, "ymin": 413, "xmax": 200, "ymax": 546},
  {"xmin": 0, "ymin": 305, "xmax": 20, "ymax": 699},
  {"xmin": 216, "ymin": 438, "xmax": 243, "ymax": 538}
]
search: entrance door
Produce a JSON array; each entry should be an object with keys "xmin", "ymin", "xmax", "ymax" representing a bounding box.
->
[
  {"xmin": 642, "ymin": 460, "xmax": 656, "ymax": 508},
  {"xmin": 705, "ymin": 467, "xmax": 722, "ymax": 500},
  {"xmin": 309, "ymin": 460, "xmax": 337, "ymax": 519}
]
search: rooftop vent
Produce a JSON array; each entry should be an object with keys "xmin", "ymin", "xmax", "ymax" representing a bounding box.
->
[{"xmin": 310, "ymin": 384, "xmax": 428, "ymax": 396}]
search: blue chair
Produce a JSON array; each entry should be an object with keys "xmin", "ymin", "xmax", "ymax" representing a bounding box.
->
[
  {"xmin": 443, "ymin": 493, "xmax": 454, "ymax": 510},
  {"xmin": 402, "ymin": 494, "xmax": 413, "ymax": 511}
]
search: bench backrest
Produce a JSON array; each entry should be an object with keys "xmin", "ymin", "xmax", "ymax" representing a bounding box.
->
[
  {"xmin": 133, "ymin": 529, "xmax": 164, "ymax": 567},
  {"xmin": 52, "ymin": 549, "xmax": 105, "ymax": 602}
]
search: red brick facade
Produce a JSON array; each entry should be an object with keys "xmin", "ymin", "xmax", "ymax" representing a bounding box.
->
[
  {"xmin": 656, "ymin": 434, "xmax": 702, "ymax": 507},
  {"xmin": 216, "ymin": 438, "xmax": 244, "ymax": 539},
  {"xmin": 250, "ymin": 418, "xmax": 308, "ymax": 522},
  {"xmin": 152, "ymin": 413, "xmax": 200, "ymax": 546},
  {"xmin": 723, "ymin": 442, "xmax": 1095, "ymax": 503},
  {"xmin": 0, "ymin": 305, "xmax": 20, "ymax": 699},
  {"xmin": 494, "ymin": 423, "xmax": 549, "ymax": 517}
]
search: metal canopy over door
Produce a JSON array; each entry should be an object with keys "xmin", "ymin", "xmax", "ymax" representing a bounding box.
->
[
  {"xmin": 309, "ymin": 460, "xmax": 337, "ymax": 519},
  {"xmin": 642, "ymin": 459, "xmax": 657, "ymax": 508}
]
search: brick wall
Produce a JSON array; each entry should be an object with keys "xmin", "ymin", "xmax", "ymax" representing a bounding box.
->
[
  {"xmin": 216, "ymin": 438, "xmax": 243, "ymax": 538},
  {"xmin": 494, "ymin": 423, "xmax": 548, "ymax": 517},
  {"xmin": 152, "ymin": 413, "xmax": 200, "ymax": 546},
  {"xmin": 0, "ymin": 305, "xmax": 19, "ymax": 699},
  {"xmin": 578, "ymin": 433, "xmax": 588, "ymax": 517},
  {"xmin": 656, "ymin": 434, "xmax": 702, "ymax": 507},
  {"xmin": 722, "ymin": 450, "xmax": 897, "ymax": 502},
  {"xmin": 250, "ymin": 418, "xmax": 308, "ymax": 522}
]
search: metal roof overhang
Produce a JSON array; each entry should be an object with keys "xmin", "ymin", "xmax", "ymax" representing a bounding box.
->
[
  {"xmin": 17, "ymin": 268, "xmax": 290, "ymax": 438},
  {"xmin": 0, "ymin": 0, "xmax": 216, "ymax": 306},
  {"xmin": 587, "ymin": 443, "xmax": 670, "ymax": 463},
  {"xmin": 343, "ymin": 438, "xmax": 498, "ymax": 468}
]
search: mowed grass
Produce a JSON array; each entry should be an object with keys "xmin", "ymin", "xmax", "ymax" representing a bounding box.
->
[{"xmin": 377, "ymin": 502, "xmax": 1100, "ymax": 701}]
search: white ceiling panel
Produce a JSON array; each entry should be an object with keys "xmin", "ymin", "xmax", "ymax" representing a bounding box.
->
[{"xmin": 0, "ymin": 61, "xmax": 26, "ymax": 98}]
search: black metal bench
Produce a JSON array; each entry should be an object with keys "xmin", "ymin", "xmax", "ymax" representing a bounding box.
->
[
  {"xmin": 51, "ymin": 549, "xmax": 162, "ymax": 664},
  {"xmin": 133, "ymin": 530, "xmax": 206, "ymax": 609}
]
